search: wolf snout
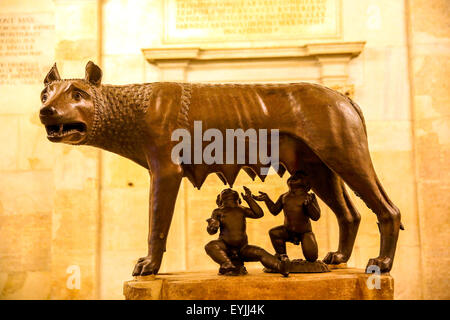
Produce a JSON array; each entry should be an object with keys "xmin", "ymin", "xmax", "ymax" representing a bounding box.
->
[
  {"xmin": 39, "ymin": 106, "xmax": 63, "ymax": 125},
  {"xmin": 40, "ymin": 105, "xmax": 57, "ymax": 117}
]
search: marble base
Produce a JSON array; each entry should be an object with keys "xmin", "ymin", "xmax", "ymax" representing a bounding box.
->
[
  {"xmin": 123, "ymin": 268, "xmax": 394, "ymax": 300},
  {"xmin": 263, "ymin": 259, "xmax": 330, "ymax": 273}
]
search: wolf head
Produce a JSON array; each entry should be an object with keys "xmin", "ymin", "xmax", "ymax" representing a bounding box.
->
[{"xmin": 39, "ymin": 61, "xmax": 103, "ymax": 145}]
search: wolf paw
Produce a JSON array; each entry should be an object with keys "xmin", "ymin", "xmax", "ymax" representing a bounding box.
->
[
  {"xmin": 323, "ymin": 251, "xmax": 348, "ymax": 265},
  {"xmin": 132, "ymin": 256, "xmax": 161, "ymax": 276},
  {"xmin": 366, "ymin": 256, "xmax": 392, "ymax": 273}
]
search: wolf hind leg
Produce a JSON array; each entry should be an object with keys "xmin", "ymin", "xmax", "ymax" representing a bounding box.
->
[{"xmin": 306, "ymin": 163, "xmax": 361, "ymax": 265}]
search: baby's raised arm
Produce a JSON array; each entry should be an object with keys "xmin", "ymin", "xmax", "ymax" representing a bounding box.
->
[
  {"xmin": 241, "ymin": 186, "xmax": 264, "ymax": 218},
  {"xmin": 253, "ymin": 191, "xmax": 284, "ymax": 216}
]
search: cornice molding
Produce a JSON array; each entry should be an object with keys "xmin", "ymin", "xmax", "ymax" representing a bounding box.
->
[{"xmin": 142, "ymin": 42, "xmax": 365, "ymax": 64}]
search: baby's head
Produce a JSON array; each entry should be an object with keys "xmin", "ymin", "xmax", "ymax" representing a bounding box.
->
[
  {"xmin": 287, "ymin": 171, "xmax": 311, "ymax": 191},
  {"xmin": 216, "ymin": 188, "xmax": 241, "ymax": 207}
]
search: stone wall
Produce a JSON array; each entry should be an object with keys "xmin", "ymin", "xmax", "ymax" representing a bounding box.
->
[
  {"xmin": 406, "ymin": 0, "xmax": 450, "ymax": 299},
  {"xmin": 0, "ymin": 0, "xmax": 448, "ymax": 300},
  {"xmin": 0, "ymin": 0, "xmax": 56, "ymax": 299}
]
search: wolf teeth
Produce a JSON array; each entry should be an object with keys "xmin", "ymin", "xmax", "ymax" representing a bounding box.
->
[{"xmin": 48, "ymin": 127, "xmax": 80, "ymax": 137}]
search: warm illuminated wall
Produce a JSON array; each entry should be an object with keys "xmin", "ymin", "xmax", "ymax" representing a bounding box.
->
[
  {"xmin": 0, "ymin": 0, "xmax": 101, "ymax": 299},
  {"xmin": 405, "ymin": 0, "xmax": 450, "ymax": 299},
  {"xmin": 0, "ymin": 0, "xmax": 56, "ymax": 299},
  {"xmin": 0, "ymin": 0, "xmax": 448, "ymax": 300}
]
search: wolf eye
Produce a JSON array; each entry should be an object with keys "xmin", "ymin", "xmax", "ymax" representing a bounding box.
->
[
  {"xmin": 41, "ymin": 93, "xmax": 48, "ymax": 103},
  {"xmin": 72, "ymin": 91, "xmax": 82, "ymax": 101}
]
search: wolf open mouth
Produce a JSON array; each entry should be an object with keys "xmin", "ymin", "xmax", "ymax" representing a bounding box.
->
[{"xmin": 45, "ymin": 122, "xmax": 87, "ymax": 138}]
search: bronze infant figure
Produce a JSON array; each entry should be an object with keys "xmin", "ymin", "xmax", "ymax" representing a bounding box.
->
[
  {"xmin": 205, "ymin": 187, "xmax": 290, "ymax": 276},
  {"xmin": 254, "ymin": 171, "xmax": 330, "ymax": 273},
  {"xmin": 39, "ymin": 61, "xmax": 403, "ymax": 275},
  {"xmin": 254, "ymin": 171, "xmax": 320, "ymax": 262}
]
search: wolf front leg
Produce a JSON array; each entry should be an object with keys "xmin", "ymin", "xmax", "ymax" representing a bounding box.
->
[{"xmin": 132, "ymin": 163, "xmax": 182, "ymax": 276}]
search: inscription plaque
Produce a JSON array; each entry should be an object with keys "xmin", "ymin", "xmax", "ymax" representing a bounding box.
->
[
  {"xmin": 164, "ymin": 0, "xmax": 341, "ymax": 43},
  {"xmin": 0, "ymin": 12, "xmax": 55, "ymax": 86}
]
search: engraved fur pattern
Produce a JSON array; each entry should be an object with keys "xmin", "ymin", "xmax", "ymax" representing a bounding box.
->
[
  {"xmin": 177, "ymin": 83, "xmax": 192, "ymax": 129},
  {"xmin": 85, "ymin": 83, "xmax": 153, "ymax": 160}
]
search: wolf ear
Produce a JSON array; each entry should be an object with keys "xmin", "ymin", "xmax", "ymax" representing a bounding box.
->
[
  {"xmin": 216, "ymin": 194, "xmax": 222, "ymax": 207},
  {"xmin": 85, "ymin": 61, "xmax": 102, "ymax": 86},
  {"xmin": 44, "ymin": 63, "xmax": 61, "ymax": 85}
]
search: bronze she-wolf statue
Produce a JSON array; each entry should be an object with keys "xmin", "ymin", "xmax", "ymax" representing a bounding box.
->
[{"xmin": 39, "ymin": 61, "xmax": 403, "ymax": 275}]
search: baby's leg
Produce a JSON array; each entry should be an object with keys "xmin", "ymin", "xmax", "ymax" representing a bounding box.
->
[
  {"xmin": 240, "ymin": 245, "xmax": 289, "ymax": 276},
  {"xmin": 300, "ymin": 232, "xmax": 318, "ymax": 262},
  {"xmin": 269, "ymin": 225, "xmax": 290, "ymax": 256},
  {"xmin": 205, "ymin": 239, "xmax": 234, "ymax": 270}
]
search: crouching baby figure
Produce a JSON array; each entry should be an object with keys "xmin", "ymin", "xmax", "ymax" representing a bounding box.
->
[
  {"xmin": 253, "ymin": 171, "xmax": 330, "ymax": 273},
  {"xmin": 205, "ymin": 187, "xmax": 290, "ymax": 277}
]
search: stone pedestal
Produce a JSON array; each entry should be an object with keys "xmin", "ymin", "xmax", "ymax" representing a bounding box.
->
[{"xmin": 123, "ymin": 268, "xmax": 393, "ymax": 300}]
